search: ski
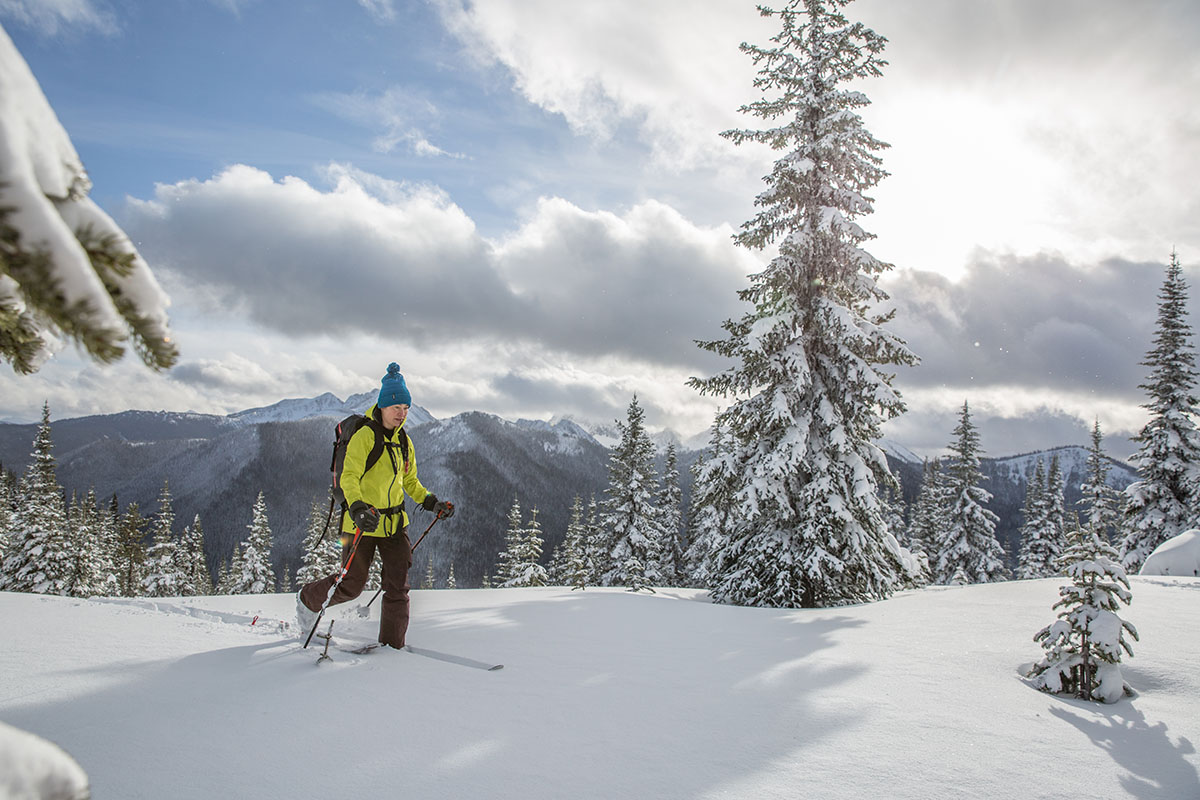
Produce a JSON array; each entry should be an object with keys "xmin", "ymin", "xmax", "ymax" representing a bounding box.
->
[{"xmin": 309, "ymin": 622, "xmax": 501, "ymax": 669}]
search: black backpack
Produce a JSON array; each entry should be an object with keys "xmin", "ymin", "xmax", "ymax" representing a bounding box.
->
[{"xmin": 321, "ymin": 413, "xmax": 410, "ymax": 540}]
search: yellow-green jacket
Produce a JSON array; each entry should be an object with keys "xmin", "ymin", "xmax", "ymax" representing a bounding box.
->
[{"xmin": 340, "ymin": 404, "xmax": 431, "ymax": 537}]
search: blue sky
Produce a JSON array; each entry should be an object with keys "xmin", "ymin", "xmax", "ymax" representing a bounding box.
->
[{"xmin": 2, "ymin": 0, "xmax": 1199, "ymax": 458}]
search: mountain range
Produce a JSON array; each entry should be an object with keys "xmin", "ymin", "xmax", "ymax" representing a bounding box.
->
[{"xmin": 0, "ymin": 394, "xmax": 1139, "ymax": 587}]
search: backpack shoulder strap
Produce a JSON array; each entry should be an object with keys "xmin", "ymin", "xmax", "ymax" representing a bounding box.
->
[{"xmin": 361, "ymin": 417, "xmax": 388, "ymax": 474}]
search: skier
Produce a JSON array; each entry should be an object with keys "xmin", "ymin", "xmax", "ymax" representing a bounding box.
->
[{"xmin": 296, "ymin": 363, "xmax": 454, "ymax": 649}]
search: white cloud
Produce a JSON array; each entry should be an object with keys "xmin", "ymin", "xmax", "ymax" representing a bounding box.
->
[
  {"xmin": 432, "ymin": 0, "xmax": 1200, "ymax": 279},
  {"xmin": 357, "ymin": 0, "xmax": 396, "ymax": 23},
  {"xmin": 310, "ymin": 87, "xmax": 466, "ymax": 159},
  {"xmin": 0, "ymin": 0, "xmax": 116, "ymax": 35},
  {"xmin": 433, "ymin": 0, "xmax": 770, "ymax": 172},
  {"xmin": 121, "ymin": 162, "xmax": 750, "ymax": 369}
]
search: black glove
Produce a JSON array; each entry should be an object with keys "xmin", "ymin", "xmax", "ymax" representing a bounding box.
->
[
  {"xmin": 349, "ymin": 500, "xmax": 380, "ymax": 533},
  {"xmin": 422, "ymin": 494, "xmax": 455, "ymax": 518}
]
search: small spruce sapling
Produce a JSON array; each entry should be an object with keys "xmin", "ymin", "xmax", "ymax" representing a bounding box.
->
[{"xmin": 1027, "ymin": 520, "xmax": 1139, "ymax": 703}]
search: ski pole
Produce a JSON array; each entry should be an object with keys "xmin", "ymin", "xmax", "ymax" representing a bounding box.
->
[
  {"xmin": 303, "ymin": 526, "xmax": 365, "ymax": 649},
  {"xmin": 359, "ymin": 508, "xmax": 445, "ymax": 614},
  {"xmin": 411, "ymin": 505, "xmax": 448, "ymax": 551}
]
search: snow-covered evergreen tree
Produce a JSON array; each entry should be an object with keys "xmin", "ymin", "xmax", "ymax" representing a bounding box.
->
[
  {"xmin": 1, "ymin": 403, "xmax": 72, "ymax": 594},
  {"xmin": 684, "ymin": 422, "xmax": 738, "ymax": 589},
  {"xmin": 216, "ymin": 551, "xmax": 236, "ymax": 594},
  {"xmin": 1121, "ymin": 252, "xmax": 1200, "ymax": 571},
  {"xmin": 424, "ymin": 559, "xmax": 435, "ymax": 590},
  {"xmin": 446, "ymin": 562, "xmax": 457, "ymax": 589},
  {"xmin": 0, "ymin": 469, "xmax": 13, "ymax": 578},
  {"xmin": 1044, "ymin": 454, "xmax": 1068, "ymax": 561},
  {"xmin": 230, "ymin": 492, "xmax": 275, "ymax": 594},
  {"xmin": 0, "ymin": 25, "xmax": 177, "ymax": 374},
  {"xmin": 1079, "ymin": 419, "xmax": 1122, "ymax": 544},
  {"xmin": 656, "ymin": 444, "xmax": 685, "ymax": 587},
  {"xmin": 92, "ymin": 493, "xmax": 120, "ymax": 596},
  {"xmin": 1017, "ymin": 457, "xmax": 1068, "ymax": 579},
  {"xmin": 932, "ymin": 402, "xmax": 1007, "ymax": 584},
  {"xmin": 880, "ymin": 470, "xmax": 926, "ymax": 588},
  {"xmin": 66, "ymin": 490, "xmax": 108, "ymax": 597},
  {"xmin": 141, "ymin": 480, "xmax": 183, "ymax": 597},
  {"xmin": 178, "ymin": 514, "xmax": 211, "ymax": 596},
  {"xmin": 601, "ymin": 396, "xmax": 663, "ymax": 593},
  {"xmin": 113, "ymin": 502, "xmax": 146, "ymax": 596},
  {"xmin": 560, "ymin": 495, "xmax": 591, "ymax": 590},
  {"xmin": 689, "ymin": 0, "xmax": 915, "ymax": 608},
  {"xmin": 495, "ymin": 496, "xmax": 525, "ymax": 587},
  {"xmin": 880, "ymin": 475, "xmax": 907, "ymax": 545},
  {"xmin": 504, "ymin": 507, "xmax": 548, "ymax": 588},
  {"xmin": 296, "ymin": 500, "xmax": 341, "ymax": 587},
  {"xmin": 583, "ymin": 495, "xmax": 606, "ymax": 585},
  {"xmin": 1027, "ymin": 520, "xmax": 1139, "ymax": 703},
  {"xmin": 905, "ymin": 458, "xmax": 945, "ymax": 564},
  {"xmin": 1017, "ymin": 459, "xmax": 1053, "ymax": 579}
]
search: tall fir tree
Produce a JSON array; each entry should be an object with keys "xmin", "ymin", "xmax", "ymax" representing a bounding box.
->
[
  {"xmin": 1079, "ymin": 420, "xmax": 1122, "ymax": 544},
  {"xmin": 656, "ymin": 443, "xmax": 685, "ymax": 586},
  {"xmin": 95, "ymin": 494, "xmax": 121, "ymax": 596},
  {"xmin": 67, "ymin": 490, "xmax": 109, "ymax": 597},
  {"xmin": 231, "ymin": 491, "xmax": 275, "ymax": 594},
  {"xmin": 583, "ymin": 495, "xmax": 606, "ymax": 585},
  {"xmin": 1, "ymin": 402, "xmax": 73, "ymax": 594},
  {"xmin": 178, "ymin": 515, "xmax": 211, "ymax": 596},
  {"xmin": 141, "ymin": 480, "xmax": 184, "ymax": 597},
  {"xmin": 215, "ymin": 555, "xmax": 234, "ymax": 596},
  {"xmin": 114, "ymin": 502, "xmax": 146, "ymax": 596},
  {"xmin": 296, "ymin": 499, "xmax": 341, "ymax": 587},
  {"xmin": 1044, "ymin": 455, "xmax": 1068, "ymax": 564},
  {"xmin": 1027, "ymin": 519, "xmax": 1139, "ymax": 703},
  {"xmin": 1016, "ymin": 459, "xmax": 1052, "ymax": 579},
  {"xmin": 89, "ymin": 489, "xmax": 119, "ymax": 595},
  {"xmin": 601, "ymin": 396, "xmax": 663, "ymax": 593},
  {"xmin": 932, "ymin": 402, "xmax": 1007, "ymax": 584},
  {"xmin": 905, "ymin": 458, "xmax": 945, "ymax": 565},
  {"xmin": 1017, "ymin": 458, "xmax": 1072, "ymax": 579},
  {"xmin": 504, "ymin": 506, "xmax": 548, "ymax": 588},
  {"xmin": 0, "ymin": 467, "xmax": 13, "ymax": 578},
  {"xmin": 684, "ymin": 422, "xmax": 738, "ymax": 589},
  {"xmin": 881, "ymin": 469, "xmax": 926, "ymax": 587},
  {"xmin": 1121, "ymin": 252, "xmax": 1200, "ymax": 572},
  {"xmin": 690, "ymin": 0, "xmax": 916, "ymax": 608},
  {"xmin": 561, "ymin": 495, "xmax": 592, "ymax": 590},
  {"xmin": 495, "ymin": 496, "xmax": 526, "ymax": 587}
]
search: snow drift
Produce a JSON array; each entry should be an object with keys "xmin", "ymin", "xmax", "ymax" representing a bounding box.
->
[{"xmin": 1140, "ymin": 529, "xmax": 1200, "ymax": 577}]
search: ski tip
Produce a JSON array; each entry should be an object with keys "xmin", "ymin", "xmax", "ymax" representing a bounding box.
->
[{"xmin": 488, "ymin": 664, "xmax": 504, "ymax": 671}]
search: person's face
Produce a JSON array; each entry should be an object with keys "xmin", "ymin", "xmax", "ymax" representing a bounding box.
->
[{"xmin": 381, "ymin": 404, "xmax": 408, "ymax": 430}]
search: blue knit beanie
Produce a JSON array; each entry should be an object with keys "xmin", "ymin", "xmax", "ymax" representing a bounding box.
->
[{"xmin": 377, "ymin": 362, "xmax": 412, "ymax": 408}]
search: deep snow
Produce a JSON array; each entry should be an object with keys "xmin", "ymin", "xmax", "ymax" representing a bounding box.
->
[
  {"xmin": 1, "ymin": 579, "xmax": 1197, "ymax": 799},
  {"xmin": 1140, "ymin": 530, "xmax": 1200, "ymax": 578}
]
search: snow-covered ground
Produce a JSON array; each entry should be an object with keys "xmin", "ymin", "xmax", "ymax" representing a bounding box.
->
[
  {"xmin": 1, "ymin": 580, "xmax": 1197, "ymax": 799},
  {"xmin": 1141, "ymin": 530, "xmax": 1200, "ymax": 577}
]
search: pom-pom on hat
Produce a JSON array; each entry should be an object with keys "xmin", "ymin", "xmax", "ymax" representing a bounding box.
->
[{"xmin": 377, "ymin": 362, "xmax": 412, "ymax": 408}]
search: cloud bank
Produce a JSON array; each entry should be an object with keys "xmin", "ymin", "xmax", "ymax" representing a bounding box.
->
[
  {"xmin": 110, "ymin": 161, "xmax": 1177, "ymax": 455},
  {"xmin": 122, "ymin": 163, "xmax": 753, "ymax": 372}
]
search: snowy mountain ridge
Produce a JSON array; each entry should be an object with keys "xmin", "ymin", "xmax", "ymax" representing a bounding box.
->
[
  {"xmin": 226, "ymin": 391, "xmax": 436, "ymax": 428},
  {"xmin": 986, "ymin": 444, "xmax": 1137, "ymax": 489}
]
